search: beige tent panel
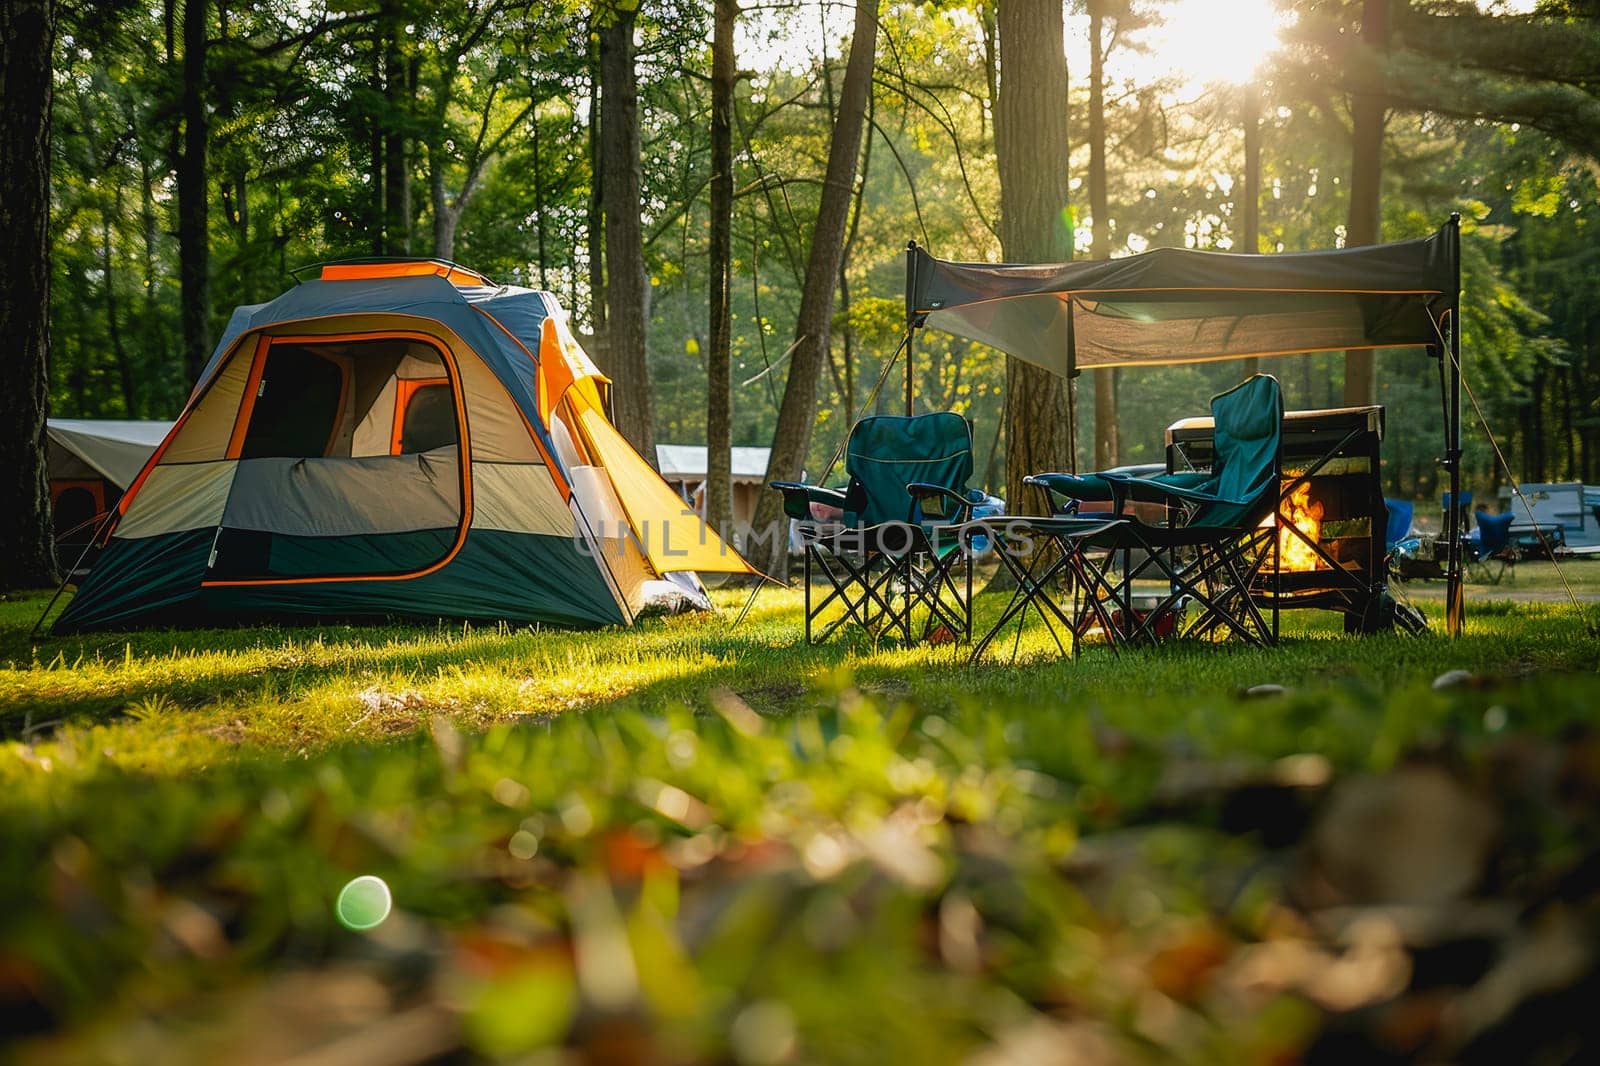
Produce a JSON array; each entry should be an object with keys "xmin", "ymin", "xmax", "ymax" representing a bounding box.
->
[
  {"xmin": 471, "ymin": 462, "xmax": 575, "ymax": 537},
  {"xmin": 453, "ymin": 347, "xmax": 539, "ymax": 464},
  {"xmin": 351, "ymin": 375, "xmax": 400, "ymax": 457},
  {"xmin": 170, "ymin": 315, "xmax": 540, "ymax": 467},
  {"xmin": 117, "ymin": 461, "xmax": 238, "ymax": 539},
  {"xmin": 162, "ymin": 342, "xmax": 259, "ymax": 463}
]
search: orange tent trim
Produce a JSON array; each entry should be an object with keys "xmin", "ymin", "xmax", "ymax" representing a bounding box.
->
[{"xmin": 320, "ymin": 261, "xmax": 492, "ymax": 287}]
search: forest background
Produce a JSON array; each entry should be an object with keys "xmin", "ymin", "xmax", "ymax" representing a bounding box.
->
[{"xmin": 24, "ymin": 0, "xmax": 1600, "ymax": 563}]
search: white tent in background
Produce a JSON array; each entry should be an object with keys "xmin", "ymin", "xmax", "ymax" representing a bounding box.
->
[
  {"xmin": 48, "ymin": 420, "xmax": 175, "ymax": 569},
  {"xmin": 48, "ymin": 420, "xmax": 173, "ymax": 489}
]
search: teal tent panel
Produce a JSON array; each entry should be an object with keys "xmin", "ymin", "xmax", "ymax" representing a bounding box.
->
[
  {"xmin": 206, "ymin": 527, "xmax": 456, "ymax": 581},
  {"xmin": 198, "ymin": 530, "xmax": 626, "ymax": 628},
  {"xmin": 55, "ymin": 530, "xmax": 626, "ymax": 632},
  {"xmin": 53, "ymin": 530, "xmax": 214, "ymax": 632}
]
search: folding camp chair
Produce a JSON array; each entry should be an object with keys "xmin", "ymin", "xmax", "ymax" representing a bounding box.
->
[
  {"xmin": 772, "ymin": 413, "xmax": 985, "ymax": 644},
  {"xmin": 977, "ymin": 375, "xmax": 1287, "ymax": 656},
  {"xmin": 1467, "ymin": 509, "xmax": 1517, "ymax": 584}
]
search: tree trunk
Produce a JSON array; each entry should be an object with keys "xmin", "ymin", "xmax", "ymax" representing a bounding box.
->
[
  {"xmin": 706, "ymin": 0, "xmax": 737, "ymax": 539},
  {"xmin": 531, "ymin": 85, "xmax": 548, "ymax": 289},
  {"xmin": 384, "ymin": 4, "xmax": 410, "ymax": 256},
  {"xmin": 178, "ymin": 0, "xmax": 211, "ymax": 385},
  {"xmin": 1088, "ymin": 3, "xmax": 1117, "ymax": 470},
  {"xmin": 139, "ymin": 149, "xmax": 163, "ymax": 389},
  {"xmin": 432, "ymin": 188, "xmax": 464, "ymax": 260},
  {"xmin": 599, "ymin": 6, "xmax": 655, "ymax": 462},
  {"xmin": 586, "ymin": 35, "xmax": 607, "ymax": 348},
  {"xmin": 1531, "ymin": 375, "xmax": 1546, "ymax": 482},
  {"xmin": 1562, "ymin": 366, "xmax": 1578, "ymax": 480},
  {"xmin": 750, "ymin": 0, "xmax": 879, "ymax": 574},
  {"xmin": 1344, "ymin": 0, "xmax": 1388, "ymax": 407},
  {"xmin": 979, "ymin": 3, "xmax": 998, "ymax": 142},
  {"xmin": 995, "ymin": 0, "xmax": 1075, "ymax": 511},
  {"xmin": 0, "ymin": 0, "xmax": 60, "ymax": 587},
  {"xmin": 105, "ymin": 187, "xmax": 138, "ymax": 416},
  {"xmin": 839, "ymin": 109, "xmax": 872, "ymax": 418}
]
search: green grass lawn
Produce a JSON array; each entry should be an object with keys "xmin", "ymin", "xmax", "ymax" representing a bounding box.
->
[{"xmin": 2, "ymin": 583, "xmax": 1597, "ymax": 1063}]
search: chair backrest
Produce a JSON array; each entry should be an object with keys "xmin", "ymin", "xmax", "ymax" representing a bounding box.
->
[
  {"xmin": 1474, "ymin": 509, "xmax": 1515, "ymax": 554},
  {"xmin": 844, "ymin": 413, "xmax": 973, "ymax": 526},
  {"xmin": 1384, "ymin": 499, "xmax": 1415, "ymax": 551},
  {"xmin": 1192, "ymin": 374, "xmax": 1284, "ymax": 528}
]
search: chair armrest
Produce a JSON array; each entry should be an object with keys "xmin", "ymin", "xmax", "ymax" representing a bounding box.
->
[
  {"xmin": 1100, "ymin": 470, "xmax": 1213, "ymax": 505},
  {"xmin": 906, "ymin": 482, "xmax": 982, "ymax": 523},
  {"xmin": 1025, "ymin": 472, "xmax": 1125, "ymax": 516},
  {"xmin": 1027, "ymin": 472, "xmax": 1118, "ymax": 500},
  {"xmin": 1104, "ymin": 473, "xmax": 1245, "ymax": 508},
  {"xmin": 770, "ymin": 481, "xmax": 848, "ymax": 521}
]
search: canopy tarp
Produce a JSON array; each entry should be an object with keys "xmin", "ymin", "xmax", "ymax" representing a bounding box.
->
[
  {"xmin": 47, "ymin": 420, "xmax": 174, "ymax": 487},
  {"xmin": 906, "ymin": 223, "xmax": 1456, "ymax": 374}
]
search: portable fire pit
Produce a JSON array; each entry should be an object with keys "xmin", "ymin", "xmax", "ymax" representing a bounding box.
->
[{"xmin": 1167, "ymin": 405, "xmax": 1419, "ymax": 633}]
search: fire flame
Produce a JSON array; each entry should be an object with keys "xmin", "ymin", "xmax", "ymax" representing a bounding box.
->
[{"xmin": 1272, "ymin": 481, "xmax": 1325, "ymax": 571}]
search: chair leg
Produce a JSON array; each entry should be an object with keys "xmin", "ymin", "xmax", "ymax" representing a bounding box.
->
[
  {"xmin": 1155, "ymin": 534, "xmax": 1274, "ymax": 648},
  {"xmin": 809, "ymin": 548, "xmax": 900, "ymax": 643},
  {"xmin": 804, "ymin": 544, "xmax": 815, "ymax": 644},
  {"xmin": 970, "ymin": 532, "xmax": 1071, "ymax": 662}
]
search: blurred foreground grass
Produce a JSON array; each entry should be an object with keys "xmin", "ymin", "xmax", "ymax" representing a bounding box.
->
[{"xmin": 1, "ymin": 586, "xmax": 1598, "ymax": 1063}]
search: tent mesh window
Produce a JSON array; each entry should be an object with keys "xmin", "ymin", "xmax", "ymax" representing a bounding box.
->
[
  {"xmin": 210, "ymin": 335, "xmax": 466, "ymax": 582},
  {"xmin": 239, "ymin": 345, "xmax": 347, "ymax": 459}
]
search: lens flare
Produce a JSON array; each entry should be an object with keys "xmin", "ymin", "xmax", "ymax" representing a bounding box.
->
[{"xmin": 336, "ymin": 875, "xmax": 392, "ymax": 931}]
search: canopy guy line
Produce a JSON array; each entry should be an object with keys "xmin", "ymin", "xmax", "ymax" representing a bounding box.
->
[
  {"xmin": 818, "ymin": 329, "xmax": 914, "ymax": 487},
  {"xmin": 1452, "ymin": 346, "xmax": 1596, "ymax": 633}
]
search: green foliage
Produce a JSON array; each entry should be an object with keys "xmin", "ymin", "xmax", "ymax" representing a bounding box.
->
[{"xmin": 42, "ymin": 0, "xmax": 1600, "ymax": 494}]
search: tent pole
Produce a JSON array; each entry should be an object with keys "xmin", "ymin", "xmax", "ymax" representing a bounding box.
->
[
  {"xmin": 1445, "ymin": 212, "xmax": 1465, "ymax": 637},
  {"xmin": 904, "ymin": 240, "xmax": 919, "ymax": 416}
]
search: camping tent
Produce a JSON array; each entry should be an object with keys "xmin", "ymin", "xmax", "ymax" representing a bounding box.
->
[
  {"xmin": 55, "ymin": 261, "xmax": 752, "ymax": 632},
  {"xmin": 903, "ymin": 216, "xmax": 1466, "ymax": 632}
]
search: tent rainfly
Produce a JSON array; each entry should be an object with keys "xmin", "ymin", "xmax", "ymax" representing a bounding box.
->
[
  {"xmin": 55, "ymin": 261, "xmax": 754, "ymax": 633},
  {"xmin": 903, "ymin": 215, "xmax": 1466, "ymax": 633}
]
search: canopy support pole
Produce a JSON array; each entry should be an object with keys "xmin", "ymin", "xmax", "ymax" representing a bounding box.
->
[
  {"xmin": 1444, "ymin": 212, "xmax": 1465, "ymax": 637},
  {"xmin": 904, "ymin": 240, "xmax": 919, "ymax": 416},
  {"xmin": 905, "ymin": 326, "xmax": 916, "ymax": 416},
  {"xmin": 1066, "ymin": 298, "xmax": 1079, "ymax": 475}
]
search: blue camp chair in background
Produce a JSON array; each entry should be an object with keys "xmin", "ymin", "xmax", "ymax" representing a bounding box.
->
[
  {"xmin": 1467, "ymin": 509, "xmax": 1517, "ymax": 585},
  {"xmin": 992, "ymin": 374, "xmax": 1287, "ymax": 653},
  {"xmin": 1384, "ymin": 499, "xmax": 1415, "ymax": 554},
  {"xmin": 772, "ymin": 413, "xmax": 987, "ymax": 644}
]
